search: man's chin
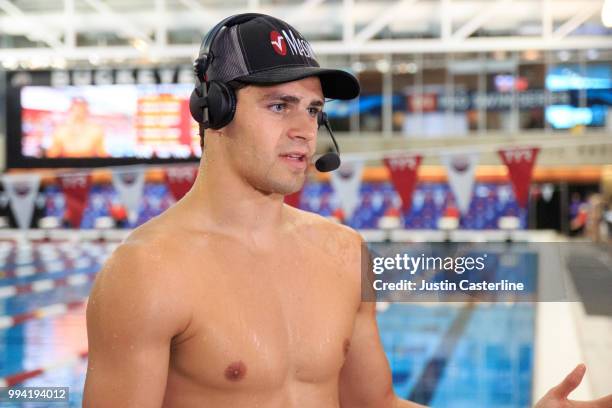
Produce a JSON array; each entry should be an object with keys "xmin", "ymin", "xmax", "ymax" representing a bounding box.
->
[
  {"xmin": 273, "ymin": 175, "xmax": 307, "ymax": 196},
  {"xmin": 252, "ymin": 175, "xmax": 305, "ymax": 197}
]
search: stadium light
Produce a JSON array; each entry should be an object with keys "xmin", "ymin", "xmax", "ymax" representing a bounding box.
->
[{"xmin": 603, "ymin": 0, "xmax": 612, "ymax": 27}]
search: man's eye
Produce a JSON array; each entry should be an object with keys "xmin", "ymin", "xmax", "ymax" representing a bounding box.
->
[
  {"xmin": 308, "ymin": 107, "xmax": 321, "ymax": 116},
  {"xmin": 270, "ymin": 103, "xmax": 286, "ymax": 113}
]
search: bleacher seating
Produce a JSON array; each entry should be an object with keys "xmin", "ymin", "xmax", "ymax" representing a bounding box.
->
[{"xmin": 41, "ymin": 182, "xmax": 528, "ymax": 230}]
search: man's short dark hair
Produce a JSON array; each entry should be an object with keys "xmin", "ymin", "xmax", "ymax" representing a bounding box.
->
[{"xmin": 199, "ymin": 80, "xmax": 248, "ymax": 149}]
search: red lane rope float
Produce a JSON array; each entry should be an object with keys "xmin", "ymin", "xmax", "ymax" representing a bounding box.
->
[
  {"xmin": 0, "ymin": 272, "xmax": 97, "ymax": 300},
  {"xmin": 0, "ymin": 257, "xmax": 99, "ymax": 279},
  {"xmin": 0, "ymin": 350, "xmax": 89, "ymax": 387},
  {"xmin": 0, "ymin": 299, "xmax": 87, "ymax": 330}
]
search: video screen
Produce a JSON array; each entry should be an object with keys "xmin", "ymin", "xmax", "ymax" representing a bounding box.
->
[
  {"xmin": 546, "ymin": 64, "xmax": 611, "ymax": 91},
  {"xmin": 20, "ymin": 84, "xmax": 201, "ymax": 159}
]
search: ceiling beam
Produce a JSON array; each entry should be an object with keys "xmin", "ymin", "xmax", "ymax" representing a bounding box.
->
[
  {"xmin": 284, "ymin": 0, "xmax": 327, "ymax": 24},
  {"xmin": 440, "ymin": 0, "xmax": 452, "ymax": 39},
  {"xmin": 343, "ymin": 0, "xmax": 355, "ymax": 42},
  {"xmin": 1, "ymin": 35, "xmax": 610, "ymax": 64},
  {"xmin": 354, "ymin": 0, "xmax": 420, "ymax": 43},
  {"xmin": 81, "ymin": 0, "xmax": 151, "ymax": 44},
  {"xmin": 553, "ymin": 1, "xmax": 602, "ymax": 39},
  {"xmin": 0, "ymin": 0, "xmax": 63, "ymax": 50},
  {"xmin": 452, "ymin": 0, "xmax": 512, "ymax": 40}
]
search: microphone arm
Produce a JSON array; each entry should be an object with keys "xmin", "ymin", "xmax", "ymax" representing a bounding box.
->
[
  {"xmin": 315, "ymin": 112, "xmax": 341, "ymax": 172},
  {"xmin": 322, "ymin": 116, "xmax": 340, "ymax": 156}
]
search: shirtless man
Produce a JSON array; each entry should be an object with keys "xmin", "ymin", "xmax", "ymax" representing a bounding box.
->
[
  {"xmin": 84, "ymin": 14, "xmax": 612, "ymax": 408},
  {"xmin": 47, "ymin": 98, "xmax": 106, "ymax": 158}
]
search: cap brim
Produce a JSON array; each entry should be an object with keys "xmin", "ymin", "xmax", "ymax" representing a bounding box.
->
[{"xmin": 237, "ymin": 66, "xmax": 360, "ymax": 100}]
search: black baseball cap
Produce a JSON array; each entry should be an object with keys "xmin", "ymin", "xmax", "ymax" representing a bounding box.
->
[{"xmin": 205, "ymin": 14, "xmax": 360, "ymax": 100}]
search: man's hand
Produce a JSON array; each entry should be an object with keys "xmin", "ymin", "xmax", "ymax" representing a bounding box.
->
[{"xmin": 535, "ymin": 364, "xmax": 612, "ymax": 408}]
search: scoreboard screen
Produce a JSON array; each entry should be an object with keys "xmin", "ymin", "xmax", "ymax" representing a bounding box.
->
[{"xmin": 19, "ymin": 84, "xmax": 200, "ymax": 160}]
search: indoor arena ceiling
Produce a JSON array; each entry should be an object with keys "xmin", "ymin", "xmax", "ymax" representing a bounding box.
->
[{"xmin": 0, "ymin": 0, "xmax": 610, "ymax": 65}]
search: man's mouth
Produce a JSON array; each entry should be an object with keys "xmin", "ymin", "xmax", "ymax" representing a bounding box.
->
[
  {"xmin": 279, "ymin": 152, "xmax": 309, "ymax": 169},
  {"xmin": 280, "ymin": 153, "xmax": 306, "ymax": 162}
]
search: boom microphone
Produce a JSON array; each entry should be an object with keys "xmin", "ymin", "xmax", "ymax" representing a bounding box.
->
[{"xmin": 315, "ymin": 112, "xmax": 341, "ymax": 172}]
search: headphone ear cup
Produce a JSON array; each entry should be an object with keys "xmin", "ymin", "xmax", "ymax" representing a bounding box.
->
[
  {"xmin": 206, "ymin": 81, "xmax": 237, "ymax": 129},
  {"xmin": 189, "ymin": 88, "xmax": 205, "ymax": 124}
]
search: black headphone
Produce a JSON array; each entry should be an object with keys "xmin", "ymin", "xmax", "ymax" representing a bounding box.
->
[
  {"xmin": 189, "ymin": 13, "xmax": 341, "ymax": 172},
  {"xmin": 189, "ymin": 13, "xmax": 263, "ymax": 129}
]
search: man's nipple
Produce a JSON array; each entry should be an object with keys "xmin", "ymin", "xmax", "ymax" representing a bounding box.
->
[{"xmin": 225, "ymin": 361, "xmax": 247, "ymax": 381}]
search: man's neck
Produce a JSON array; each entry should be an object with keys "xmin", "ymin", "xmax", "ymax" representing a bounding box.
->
[{"xmin": 181, "ymin": 161, "xmax": 288, "ymax": 241}]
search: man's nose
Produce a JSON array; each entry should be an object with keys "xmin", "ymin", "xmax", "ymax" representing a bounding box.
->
[{"xmin": 287, "ymin": 110, "xmax": 317, "ymax": 142}]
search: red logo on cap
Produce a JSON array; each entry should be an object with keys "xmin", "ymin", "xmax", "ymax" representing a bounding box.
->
[{"xmin": 270, "ymin": 31, "xmax": 286, "ymax": 56}]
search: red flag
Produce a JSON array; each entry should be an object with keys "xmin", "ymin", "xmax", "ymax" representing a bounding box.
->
[
  {"xmin": 498, "ymin": 147, "xmax": 540, "ymax": 208},
  {"xmin": 384, "ymin": 155, "xmax": 422, "ymax": 213},
  {"xmin": 59, "ymin": 174, "xmax": 92, "ymax": 228},
  {"xmin": 164, "ymin": 166, "xmax": 198, "ymax": 201},
  {"xmin": 332, "ymin": 207, "xmax": 345, "ymax": 223},
  {"xmin": 284, "ymin": 189, "xmax": 303, "ymax": 208}
]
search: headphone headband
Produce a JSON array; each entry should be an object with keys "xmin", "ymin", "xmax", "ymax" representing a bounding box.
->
[{"xmin": 195, "ymin": 13, "xmax": 266, "ymax": 80}]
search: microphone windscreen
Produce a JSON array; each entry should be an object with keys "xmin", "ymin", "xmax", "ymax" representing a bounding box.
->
[{"xmin": 315, "ymin": 153, "xmax": 341, "ymax": 172}]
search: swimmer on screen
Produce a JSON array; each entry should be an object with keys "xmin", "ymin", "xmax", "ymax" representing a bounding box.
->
[
  {"xmin": 83, "ymin": 14, "xmax": 612, "ymax": 408},
  {"xmin": 46, "ymin": 98, "xmax": 106, "ymax": 158}
]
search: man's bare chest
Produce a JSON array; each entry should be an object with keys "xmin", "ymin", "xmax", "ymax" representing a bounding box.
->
[{"xmin": 169, "ymin": 244, "xmax": 360, "ymax": 390}]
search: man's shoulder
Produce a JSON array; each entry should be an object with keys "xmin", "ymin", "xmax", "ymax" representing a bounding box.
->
[
  {"xmin": 122, "ymin": 207, "xmax": 192, "ymax": 252},
  {"xmin": 286, "ymin": 207, "xmax": 363, "ymax": 294},
  {"xmin": 88, "ymin": 228, "xmax": 192, "ymax": 342},
  {"xmin": 286, "ymin": 205, "xmax": 363, "ymax": 248},
  {"xmin": 97, "ymin": 219, "xmax": 188, "ymax": 294},
  {"xmin": 89, "ymin": 221, "xmax": 193, "ymax": 325}
]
